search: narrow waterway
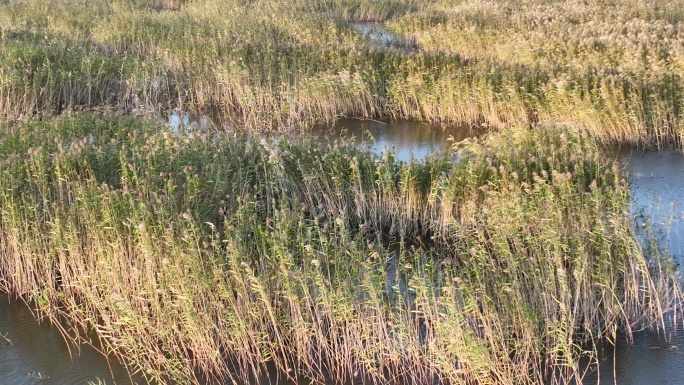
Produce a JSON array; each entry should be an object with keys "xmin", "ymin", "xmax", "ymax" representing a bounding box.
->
[{"xmin": 2, "ymin": 119, "xmax": 683, "ymax": 384}]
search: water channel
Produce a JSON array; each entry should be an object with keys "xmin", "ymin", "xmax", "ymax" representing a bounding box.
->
[{"xmin": 1, "ymin": 117, "xmax": 683, "ymax": 384}]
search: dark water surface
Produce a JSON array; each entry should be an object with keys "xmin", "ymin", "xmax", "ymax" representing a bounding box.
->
[
  {"xmin": 579, "ymin": 326, "xmax": 684, "ymax": 385},
  {"xmin": 0, "ymin": 293, "xmax": 137, "ymax": 385},
  {"xmin": 2, "ymin": 118, "xmax": 683, "ymax": 384}
]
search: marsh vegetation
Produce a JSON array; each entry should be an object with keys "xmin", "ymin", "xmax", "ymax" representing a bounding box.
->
[
  {"xmin": 0, "ymin": 0, "xmax": 683, "ymax": 384},
  {"xmin": 1, "ymin": 0, "xmax": 683, "ymax": 147}
]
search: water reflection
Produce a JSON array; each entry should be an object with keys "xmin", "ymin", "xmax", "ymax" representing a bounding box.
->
[
  {"xmin": 167, "ymin": 108, "xmax": 215, "ymax": 135},
  {"xmin": 579, "ymin": 326, "xmax": 684, "ymax": 385},
  {"xmin": 621, "ymin": 149, "xmax": 684, "ymax": 265},
  {"xmin": 350, "ymin": 22, "xmax": 396, "ymax": 49},
  {"xmin": 311, "ymin": 118, "xmax": 481, "ymax": 162},
  {"xmin": 349, "ymin": 23, "xmax": 416, "ymax": 50},
  {"xmin": 0, "ymin": 293, "xmax": 139, "ymax": 385},
  {"xmin": 578, "ymin": 146, "xmax": 684, "ymax": 385}
]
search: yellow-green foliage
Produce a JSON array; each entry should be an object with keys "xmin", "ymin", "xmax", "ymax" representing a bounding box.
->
[
  {"xmin": 0, "ymin": 0, "xmax": 683, "ymax": 383},
  {"xmin": 1, "ymin": 0, "xmax": 683, "ymax": 147},
  {"xmin": 0, "ymin": 114, "xmax": 678, "ymax": 384}
]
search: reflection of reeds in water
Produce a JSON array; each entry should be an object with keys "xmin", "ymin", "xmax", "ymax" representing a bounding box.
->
[
  {"xmin": 0, "ymin": 332, "xmax": 11, "ymax": 345},
  {"xmin": 633, "ymin": 201, "xmax": 684, "ymax": 273},
  {"xmin": 311, "ymin": 119, "xmax": 483, "ymax": 161},
  {"xmin": 0, "ymin": 114, "xmax": 679, "ymax": 384},
  {"xmin": 621, "ymin": 149, "xmax": 684, "ymax": 273}
]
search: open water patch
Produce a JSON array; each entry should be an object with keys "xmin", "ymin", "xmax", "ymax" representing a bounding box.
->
[
  {"xmin": 349, "ymin": 22, "xmax": 416, "ymax": 50},
  {"xmin": 576, "ymin": 325, "xmax": 684, "ymax": 385},
  {"xmin": 0, "ymin": 293, "xmax": 141, "ymax": 385},
  {"xmin": 622, "ymin": 148, "xmax": 684, "ymax": 267},
  {"xmin": 311, "ymin": 118, "xmax": 481, "ymax": 162},
  {"xmin": 167, "ymin": 108, "xmax": 216, "ymax": 135}
]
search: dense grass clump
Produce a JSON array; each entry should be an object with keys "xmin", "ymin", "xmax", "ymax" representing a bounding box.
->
[
  {"xmin": 1, "ymin": 0, "xmax": 683, "ymax": 147},
  {"xmin": 0, "ymin": 114, "xmax": 678, "ymax": 384}
]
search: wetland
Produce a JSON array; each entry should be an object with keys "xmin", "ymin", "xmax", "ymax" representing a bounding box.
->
[{"xmin": 1, "ymin": 0, "xmax": 684, "ymax": 384}]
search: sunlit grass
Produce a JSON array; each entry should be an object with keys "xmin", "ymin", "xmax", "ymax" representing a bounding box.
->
[
  {"xmin": 0, "ymin": 0, "xmax": 683, "ymax": 383},
  {"xmin": 0, "ymin": 113, "xmax": 679, "ymax": 384},
  {"xmin": 0, "ymin": 0, "xmax": 682, "ymax": 147}
]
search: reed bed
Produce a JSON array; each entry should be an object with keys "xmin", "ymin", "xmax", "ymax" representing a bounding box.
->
[
  {"xmin": 1, "ymin": 0, "xmax": 683, "ymax": 383},
  {"xmin": 0, "ymin": 113, "xmax": 679, "ymax": 384},
  {"xmin": 1, "ymin": 0, "xmax": 683, "ymax": 148}
]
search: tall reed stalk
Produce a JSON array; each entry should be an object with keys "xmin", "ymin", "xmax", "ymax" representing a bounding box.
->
[{"xmin": 0, "ymin": 113, "xmax": 679, "ymax": 384}]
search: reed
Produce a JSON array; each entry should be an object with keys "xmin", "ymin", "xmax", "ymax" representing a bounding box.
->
[
  {"xmin": 0, "ymin": 113, "xmax": 679, "ymax": 384},
  {"xmin": 1, "ymin": 1, "xmax": 682, "ymax": 384},
  {"xmin": 1, "ymin": 0, "xmax": 683, "ymax": 147}
]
